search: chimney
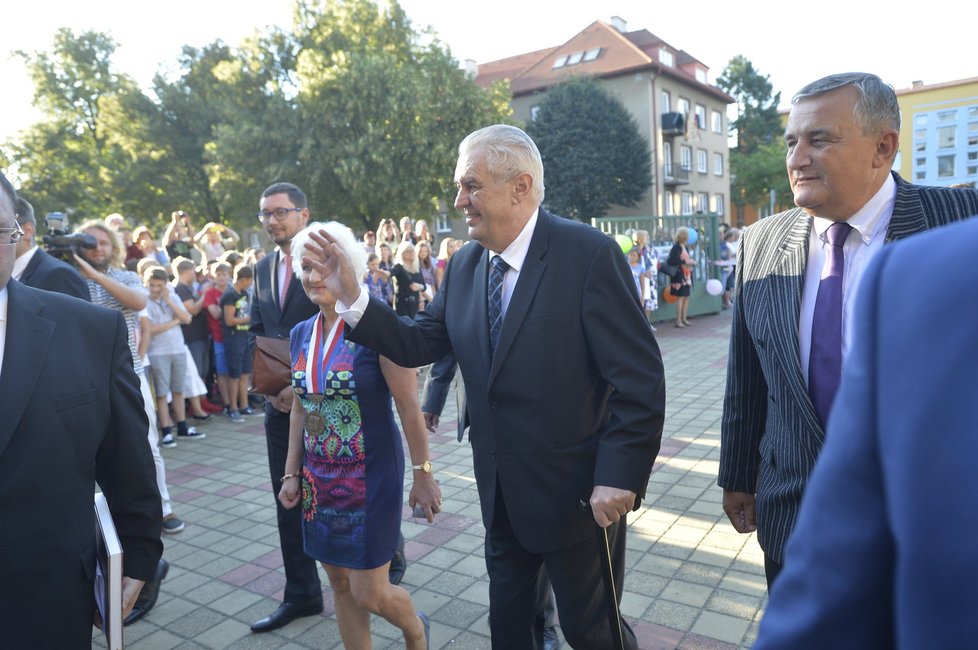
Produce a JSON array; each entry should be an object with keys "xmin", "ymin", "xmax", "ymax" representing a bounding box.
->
[
  {"xmin": 465, "ymin": 59, "xmax": 478, "ymax": 78},
  {"xmin": 611, "ymin": 16, "xmax": 627, "ymax": 33},
  {"xmin": 911, "ymin": 80, "xmax": 923, "ymax": 88}
]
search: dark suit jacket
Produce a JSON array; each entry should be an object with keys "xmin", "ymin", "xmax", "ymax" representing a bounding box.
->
[
  {"xmin": 19, "ymin": 247, "xmax": 90, "ymax": 301},
  {"xmin": 350, "ymin": 209, "xmax": 665, "ymax": 553},
  {"xmin": 0, "ymin": 280, "xmax": 162, "ymax": 648},
  {"xmin": 719, "ymin": 172, "xmax": 978, "ymax": 563},
  {"xmin": 251, "ymin": 249, "xmax": 318, "ymax": 340},
  {"xmin": 755, "ymin": 215, "xmax": 978, "ymax": 649}
]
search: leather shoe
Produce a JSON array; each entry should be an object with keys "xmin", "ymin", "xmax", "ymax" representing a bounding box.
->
[
  {"xmin": 543, "ymin": 625, "xmax": 561, "ymax": 650},
  {"xmin": 389, "ymin": 531, "xmax": 407, "ymax": 585},
  {"xmin": 250, "ymin": 598, "xmax": 324, "ymax": 633},
  {"xmin": 123, "ymin": 559, "xmax": 169, "ymax": 626}
]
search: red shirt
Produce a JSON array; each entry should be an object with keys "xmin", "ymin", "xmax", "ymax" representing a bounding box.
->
[{"xmin": 203, "ymin": 285, "xmax": 226, "ymax": 342}]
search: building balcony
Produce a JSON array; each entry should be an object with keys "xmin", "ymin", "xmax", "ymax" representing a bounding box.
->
[
  {"xmin": 663, "ymin": 163, "xmax": 690, "ymax": 185},
  {"xmin": 661, "ymin": 112, "xmax": 686, "ymax": 136}
]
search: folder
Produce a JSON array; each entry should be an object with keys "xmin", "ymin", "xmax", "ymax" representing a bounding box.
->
[{"xmin": 94, "ymin": 492, "xmax": 123, "ymax": 649}]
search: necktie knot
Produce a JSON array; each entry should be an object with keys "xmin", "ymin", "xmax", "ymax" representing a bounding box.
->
[
  {"xmin": 491, "ymin": 255, "xmax": 510, "ymax": 274},
  {"xmin": 825, "ymin": 222, "xmax": 852, "ymax": 248}
]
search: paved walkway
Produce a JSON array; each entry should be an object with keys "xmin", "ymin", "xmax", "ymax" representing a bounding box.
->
[{"xmin": 101, "ymin": 308, "xmax": 766, "ymax": 649}]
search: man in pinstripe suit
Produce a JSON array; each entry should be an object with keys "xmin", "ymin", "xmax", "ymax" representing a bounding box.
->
[{"xmin": 718, "ymin": 72, "xmax": 978, "ymax": 587}]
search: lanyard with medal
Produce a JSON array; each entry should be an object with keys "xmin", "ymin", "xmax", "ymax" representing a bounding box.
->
[{"xmin": 303, "ymin": 314, "xmax": 345, "ymax": 436}]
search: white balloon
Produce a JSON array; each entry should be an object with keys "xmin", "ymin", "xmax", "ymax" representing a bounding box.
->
[{"xmin": 706, "ymin": 278, "xmax": 724, "ymax": 296}]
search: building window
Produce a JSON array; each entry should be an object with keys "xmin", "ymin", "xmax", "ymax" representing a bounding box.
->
[
  {"xmin": 916, "ymin": 157, "xmax": 926, "ymax": 166},
  {"xmin": 938, "ymin": 126, "xmax": 956, "ymax": 149},
  {"xmin": 435, "ymin": 213, "xmax": 450, "ymax": 233},
  {"xmin": 681, "ymin": 192, "xmax": 693, "ymax": 215},
  {"xmin": 695, "ymin": 68, "xmax": 707, "ymax": 84},
  {"xmin": 938, "ymin": 155, "xmax": 955, "ymax": 177},
  {"xmin": 713, "ymin": 152, "xmax": 724, "ymax": 176},
  {"xmin": 659, "ymin": 48, "xmax": 674, "ymax": 66},
  {"xmin": 695, "ymin": 104, "xmax": 707, "ymax": 129},
  {"xmin": 969, "ymin": 106, "xmax": 978, "ymax": 119},
  {"xmin": 914, "ymin": 114, "xmax": 928, "ymax": 126},
  {"xmin": 678, "ymin": 97, "xmax": 691, "ymax": 118},
  {"xmin": 938, "ymin": 110, "xmax": 957, "ymax": 122},
  {"xmin": 712, "ymin": 110, "xmax": 723, "ymax": 134},
  {"xmin": 567, "ymin": 51, "xmax": 584, "ymax": 66},
  {"xmin": 968, "ymin": 165, "xmax": 978, "ymax": 176},
  {"xmin": 713, "ymin": 194, "xmax": 725, "ymax": 216},
  {"xmin": 697, "ymin": 192, "xmax": 709, "ymax": 213},
  {"xmin": 680, "ymin": 146, "xmax": 692, "ymax": 171},
  {"xmin": 664, "ymin": 191, "xmax": 675, "ymax": 215},
  {"xmin": 914, "ymin": 129, "xmax": 927, "ymax": 141},
  {"xmin": 552, "ymin": 55, "xmax": 567, "ymax": 69},
  {"xmin": 661, "ymin": 91, "xmax": 671, "ymax": 114},
  {"xmin": 697, "ymin": 149, "xmax": 708, "ymax": 173},
  {"xmin": 916, "ymin": 171, "xmax": 926, "ymax": 181},
  {"xmin": 663, "ymin": 142, "xmax": 673, "ymax": 173},
  {"xmin": 916, "ymin": 142, "xmax": 926, "ymax": 152},
  {"xmin": 583, "ymin": 47, "xmax": 601, "ymax": 62}
]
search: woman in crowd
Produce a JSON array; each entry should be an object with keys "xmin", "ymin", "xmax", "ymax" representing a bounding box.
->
[
  {"xmin": 376, "ymin": 218, "xmax": 399, "ymax": 247},
  {"xmin": 390, "ymin": 240, "xmax": 425, "ymax": 318},
  {"xmin": 416, "ymin": 240, "xmax": 436, "ymax": 310},
  {"xmin": 279, "ymin": 222, "xmax": 438, "ymax": 650},
  {"xmin": 164, "ymin": 210, "xmax": 197, "ymax": 262},
  {"xmin": 414, "ymin": 219, "xmax": 433, "ymax": 245},
  {"xmin": 134, "ymin": 226, "xmax": 171, "ymax": 268},
  {"xmin": 194, "ymin": 222, "xmax": 240, "ymax": 263},
  {"xmin": 668, "ymin": 227, "xmax": 695, "ymax": 328},
  {"xmin": 634, "ymin": 229, "xmax": 658, "ymax": 330},
  {"xmin": 434, "ymin": 237, "xmax": 456, "ymax": 289}
]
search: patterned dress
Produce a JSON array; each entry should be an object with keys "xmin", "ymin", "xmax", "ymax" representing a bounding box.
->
[{"xmin": 289, "ymin": 315, "xmax": 404, "ymax": 569}]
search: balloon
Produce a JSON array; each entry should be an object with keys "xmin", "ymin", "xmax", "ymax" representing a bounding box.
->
[
  {"xmin": 706, "ymin": 278, "xmax": 724, "ymax": 296},
  {"xmin": 615, "ymin": 234, "xmax": 633, "ymax": 254},
  {"xmin": 662, "ymin": 284, "xmax": 678, "ymax": 304},
  {"xmin": 687, "ymin": 228, "xmax": 699, "ymax": 246}
]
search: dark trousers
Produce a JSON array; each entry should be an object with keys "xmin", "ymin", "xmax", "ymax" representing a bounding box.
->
[
  {"xmin": 485, "ymin": 484, "xmax": 636, "ymax": 649},
  {"xmin": 764, "ymin": 553, "xmax": 783, "ymax": 591},
  {"xmin": 265, "ymin": 404, "xmax": 322, "ymax": 603}
]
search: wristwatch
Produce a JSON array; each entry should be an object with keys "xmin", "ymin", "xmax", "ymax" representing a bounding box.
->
[{"xmin": 412, "ymin": 460, "xmax": 433, "ymax": 473}]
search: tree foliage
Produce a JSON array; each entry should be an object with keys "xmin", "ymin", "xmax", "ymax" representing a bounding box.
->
[
  {"xmin": 526, "ymin": 79, "xmax": 651, "ymax": 220},
  {"xmin": 4, "ymin": 0, "xmax": 510, "ymax": 234},
  {"xmin": 716, "ymin": 55, "xmax": 791, "ymax": 208}
]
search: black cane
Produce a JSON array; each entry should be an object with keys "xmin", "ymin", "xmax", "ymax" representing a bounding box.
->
[{"xmin": 580, "ymin": 500, "xmax": 626, "ymax": 650}]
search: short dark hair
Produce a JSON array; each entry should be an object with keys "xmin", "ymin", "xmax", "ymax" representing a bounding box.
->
[
  {"xmin": 0, "ymin": 171, "xmax": 16, "ymax": 217},
  {"xmin": 143, "ymin": 267, "xmax": 169, "ymax": 283},
  {"xmin": 261, "ymin": 182, "xmax": 307, "ymax": 208},
  {"xmin": 14, "ymin": 197, "xmax": 35, "ymax": 226},
  {"xmin": 234, "ymin": 264, "xmax": 254, "ymax": 281}
]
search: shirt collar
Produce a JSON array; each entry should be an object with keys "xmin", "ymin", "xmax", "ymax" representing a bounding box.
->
[
  {"xmin": 495, "ymin": 208, "xmax": 539, "ymax": 273},
  {"xmin": 812, "ymin": 173, "xmax": 896, "ymax": 245},
  {"xmin": 11, "ymin": 245, "xmax": 38, "ymax": 281},
  {"xmin": 0, "ymin": 285, "xmax": 8, "ymax": 324}
]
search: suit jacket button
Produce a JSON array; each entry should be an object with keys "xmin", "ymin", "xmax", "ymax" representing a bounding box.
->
[
  {"xmin": 490, "ymin": 402, "xmax": 499, "ymax": 410},
  {"xmin": 489, "ymin": 449, "xmax": 496, "ymax": 459}
]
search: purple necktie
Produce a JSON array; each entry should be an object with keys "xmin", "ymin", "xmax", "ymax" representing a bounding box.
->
[{"xmin": 809, "ymin": 221, "xmax": 852, "ymax": 427}]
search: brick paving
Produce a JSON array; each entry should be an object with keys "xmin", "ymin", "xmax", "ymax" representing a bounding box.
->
[{"xmin": 99, "ymin": 308, "xmax": 765, "ymax": 649}]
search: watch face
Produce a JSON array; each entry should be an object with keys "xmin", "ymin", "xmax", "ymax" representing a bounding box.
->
[{"xmin": 421, "ymin": 461, "xmax": 432, "ymax": 472}]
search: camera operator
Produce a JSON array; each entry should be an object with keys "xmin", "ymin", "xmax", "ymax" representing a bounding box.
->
[{"xmin": 10, "ymin": 198, "xmax": 89, "ymax": 300}]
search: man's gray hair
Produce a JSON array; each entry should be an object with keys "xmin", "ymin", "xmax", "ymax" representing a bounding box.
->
[
  {"xmin": 291, "ymin": 221, "xmax": 367, "ymax": 282},
  {"xmin": 792, "ymin": 72, "xmax": 900, "ymax": 134},
  {"xmin": 459, "ymin": 124, "xmax": 546, "ymax": 204}
]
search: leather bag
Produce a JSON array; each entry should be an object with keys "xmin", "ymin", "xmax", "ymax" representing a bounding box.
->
[{"xmin": 251, "ymin": 336, "xmax": 292, "ymax": 395}]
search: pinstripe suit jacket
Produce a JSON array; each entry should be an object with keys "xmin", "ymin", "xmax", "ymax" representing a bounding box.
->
[{"xmin": 718, "ymin": 172, "xmax": 978, "ymax": 564}]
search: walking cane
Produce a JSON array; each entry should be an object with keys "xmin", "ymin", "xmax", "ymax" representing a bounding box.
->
[{"xmin": 580, "ymin": 500, "xmax": 626, "ymax": 650}]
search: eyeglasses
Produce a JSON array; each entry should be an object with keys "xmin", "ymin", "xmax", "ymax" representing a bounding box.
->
[
  {"xmin": 257, "ymin": 207, "xmax": 303, "ymax": 223},
  {"xmin": 0, "ymin": 224, "xmax": 24, "ymax": 245}
]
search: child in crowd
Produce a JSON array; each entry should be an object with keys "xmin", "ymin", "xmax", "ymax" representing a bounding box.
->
[
  {"xmin": 364, "ymin": 252, "xmax": 392, "ymax": 305},
  {"xmin": 143, "ymin": 267, "xmax": 206, "ymax": 443},
  {"xmin": 172, "ymin": 257, "xmax": 214, "ymax": 414},
  {"xmin": 221, "ymin": 264, "xmax": 254, "ymax": 423},
  {"xmin": 204, "ymin": 261, "xmax": 233, "ymax": 414}
]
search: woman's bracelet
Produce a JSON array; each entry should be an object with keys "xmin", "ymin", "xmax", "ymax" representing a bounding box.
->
[{"xmin": 281, "ymin": 472, "xmax": 300, "ymax": 482}]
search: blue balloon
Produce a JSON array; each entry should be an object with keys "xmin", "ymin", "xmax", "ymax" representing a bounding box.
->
[{"xmin": 687, "ymin": 228, "xmax": 699, "ymax": 246}]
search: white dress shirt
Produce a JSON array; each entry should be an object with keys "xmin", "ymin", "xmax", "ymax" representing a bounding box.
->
[{"xmin": 799, "ymin": 173, "xmax": 895, "ymax": 385}]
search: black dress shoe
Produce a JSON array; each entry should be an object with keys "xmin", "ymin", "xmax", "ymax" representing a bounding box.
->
[
  {"xmin": 388, "ymin": 531, "xmax": 407, "ymax": 585},
  {"xmin": 250, "ymin": 598, "xmax": 324, "ymax": 633},
  {"xmin": 543, "ymin": 625, "xmax": 561, "ymax": 650},
  {"xmin": 124, "ymin": 559, "xmax": 169, "ymax": 626}
]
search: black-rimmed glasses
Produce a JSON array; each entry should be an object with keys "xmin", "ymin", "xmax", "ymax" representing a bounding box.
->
[{"xmin": 257, "ymin": 207, "xmax": 303, "ymax": 223}]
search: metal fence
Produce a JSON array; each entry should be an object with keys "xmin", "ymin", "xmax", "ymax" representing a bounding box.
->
[{"xmin": 591, "ymin": 213, "xmax": 725, "ymax": 322}]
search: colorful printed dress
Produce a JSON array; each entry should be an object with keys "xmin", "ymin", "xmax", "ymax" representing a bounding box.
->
[{"xmin": 289, "ymin": 314, "xmax": 404, "ymax": 569}]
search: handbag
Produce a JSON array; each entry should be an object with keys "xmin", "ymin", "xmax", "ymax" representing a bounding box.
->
[
  {"xmin": 251, "ymin": 336, "xmax": 292, "ymax": 395},
  {"xmin": 659, "ymin": 261, "xmax": 679, "ymax": 277}
]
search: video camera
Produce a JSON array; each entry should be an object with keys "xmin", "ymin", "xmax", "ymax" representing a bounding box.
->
[{"xmin": 42, "ymin": 212, "xmax": 96, "ymax": 264}]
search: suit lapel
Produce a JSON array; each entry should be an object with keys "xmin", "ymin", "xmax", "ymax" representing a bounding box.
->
[
  {"xmin": 488, "ymin": 212, "xmax": 550, "ymax": 385},
  {"xmin": 19, "ymin": 250, "xmax": 42, "ymax": 285},
  {"xmin": 0, "ymin": 282, "xmax": 54, "ymax": 458},
  {"xmin": 474, "ymin": 248, "xmax": 492, "ymax": 374}
]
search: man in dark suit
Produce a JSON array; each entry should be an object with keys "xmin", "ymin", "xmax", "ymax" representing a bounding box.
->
[
  {"xmin": 0, "ymin": 172, "xmax": 163, "ymax": 647},
  {"xmin": 718, "ymin": 72, "xmax": 978, "ymax": 587},
  {"xmin": 308, "ymin": 125, "xmax": 665, "ymax": 649},
  {"xmin": 754, "ymin": 215, "xmax": 978, "ymax": 648},
  {"xmin": 11, "ymin": 197, "xmax": 90, "ymax": 300},
  {"xmin": 248, "ymin": 182, "xmax": 408, "ymax": 633}
]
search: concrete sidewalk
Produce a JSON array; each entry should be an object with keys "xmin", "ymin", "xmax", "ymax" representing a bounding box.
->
[{"xmin": 101, "ymin": 308, "xmax": 765, "ymax": 649}]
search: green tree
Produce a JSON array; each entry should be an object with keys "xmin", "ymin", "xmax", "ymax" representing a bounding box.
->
[
  {"xmin": 716, "ymin": 56, "xmax": 791, "ymax": 209},
  {"xmin": 525, "ymin": 78, "xmax": 651, "ymax": 220}
]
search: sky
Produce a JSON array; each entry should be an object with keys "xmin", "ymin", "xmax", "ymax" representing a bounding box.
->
[{"xmin": 2, "ymin": 0, "xmax": 976, "ymax": 145}]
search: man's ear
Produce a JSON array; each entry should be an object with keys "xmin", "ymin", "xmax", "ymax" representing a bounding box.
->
[
  {"xmin": 873, "ymin": 130, "xmax": 899, "ymax": 169},
  {"xmin": 511, "ymin": 173, "xmax": 534, "ymax": 204}
]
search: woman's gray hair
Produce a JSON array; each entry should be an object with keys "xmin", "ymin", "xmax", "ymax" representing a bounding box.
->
[
  {"xmin": 792, "ymin": 72, "xmax": 900, "ymax": 134},
  {"xmin": 459, "ymin": 124, "xmax": 546, "ymax": 204},
  {"xmin": 292, "ymin": 221, "xmax": 367, "ymax": 281}
]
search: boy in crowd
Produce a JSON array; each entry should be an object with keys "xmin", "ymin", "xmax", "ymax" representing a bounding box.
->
[
  {"xmin": 221, "ymin": 264, "xmax": 254, "ymax": 422},
  {"xmin": 204, "ymin": 261, "xmax": 233, "ymax": 414},
  {"xmin": 143, "ymin": 267, "xmax": 205, "ymax": 442}
]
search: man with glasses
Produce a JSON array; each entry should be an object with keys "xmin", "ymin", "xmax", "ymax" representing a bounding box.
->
[
  {"xmin": 10, "ymin": 197, "xmax": 89, "ymax": 300},
  {"xmin": 0, "ymin": 170, "xmax": 163, "ymax": 646}
]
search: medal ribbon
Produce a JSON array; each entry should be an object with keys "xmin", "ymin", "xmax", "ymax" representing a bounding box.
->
[{"xmin": 305, "ymin": 314, "xmax": 345, "ymax": 394}]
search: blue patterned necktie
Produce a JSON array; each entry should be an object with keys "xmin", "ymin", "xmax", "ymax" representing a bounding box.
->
[
  {"xmin": 809, "ymin": 221, "xmax": 852, "ymax": 426},
  {"xmin": 488, "ymin": 255, "xmax": 510, "ymax": 356}
]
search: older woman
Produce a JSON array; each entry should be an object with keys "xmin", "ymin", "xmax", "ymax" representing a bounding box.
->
[
  {"xmin": 279, "ymin": 222, "xmax": 439, "ymax": 650},
  {"xmin": 390, "ymin": 240, "xmax": 425, "ymax": 318}
]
